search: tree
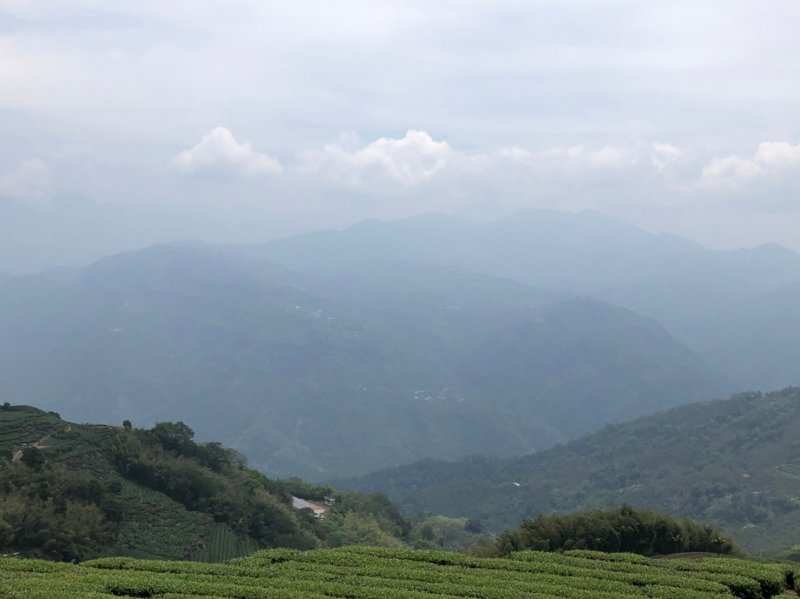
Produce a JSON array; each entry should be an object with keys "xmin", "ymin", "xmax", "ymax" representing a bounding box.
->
[
  {"xmin": 325, "ymin": 512, "xmax": 403, "ymax": 548},
  {"xmin": 496, "ymin": 506, "xmax": 737, "ymax": 556},
  {"xmin": 465, "ymin": 518, "xmax": 484, "ymax": 534},
  {"xmin": 21, "ymin": 447, "xmax": 45, "ymax": 471},
  {"xmin": 150, "ymin": 422, "xmax": 195, "ymax": 454},
  {"xmin": 122, "ymin": 420, "xmax": 132, "ymax": 431}
]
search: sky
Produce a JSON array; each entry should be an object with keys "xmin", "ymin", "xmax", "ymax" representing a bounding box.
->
[{"xmin": 1, "ymin": 0, "xmax": 799, "ymax": 272}]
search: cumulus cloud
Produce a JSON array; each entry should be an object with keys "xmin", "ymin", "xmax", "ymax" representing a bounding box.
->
[
  {"xmin": 701, "ymin": 141, "xmax": 800, "ymax": 189},
  {"xmin": 174, "ymin": 127, "xmax": 282, "ymax": 176},
  {"xmin": 301, "ymin": 130, "xmax": 453, "ymax": 186},
  {"xmin": 295, "ymin": 131, "xmax": 697, "ymax": 204},
  {"xmin": 0, "ymin": 159, "xmax": 51, "ymax": 202}
]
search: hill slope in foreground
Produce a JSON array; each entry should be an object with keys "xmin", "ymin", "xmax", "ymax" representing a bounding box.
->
[
  {"xmin": 1, "ymin": 546, "xmax": 797, "ymax": 599},
  {"xmin": 340, "ymin": 387, "xmax": 800, "ymax": 554},
  {"xmin": 0, "ymin": 405, "xmax": 406, "ymax": 561}
]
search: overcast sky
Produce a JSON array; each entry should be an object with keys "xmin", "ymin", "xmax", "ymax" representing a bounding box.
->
[{"xmin": 1, "ymin": 0, "xmax": 799, "ymax": 272}]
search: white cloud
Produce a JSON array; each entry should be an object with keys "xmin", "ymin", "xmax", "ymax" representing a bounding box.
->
[
  {"xmin": 651, "ymin": 143, "xmax": 683, "ymax": 170},
  {"xmin": 0, "ymin": 159, "xmax": 51, "ymax": 202},
  {"xmin": 174, "ymin": 127, "xmax": 282, "ymax": 176},
  {"xmin": 754, "ymin": 142, "xmax": 800, "ymax": 170},
  {"xmin": 301, "ymin": 130, "xmax": 452, "ymax": 186},
  {"xmin": 588, "ymin": 145, "xmax": 632, "ymax": 169},
  {"xmin": 495, "ymin": 144, "xmax": 640, "ymax": 170},
  {"xmin": 702, "ymin": 156, "xmax": 764, "ymax": 182},
  {"xmin": 701, "ymin": 141, "xmax": 800, "ymax": 189}
]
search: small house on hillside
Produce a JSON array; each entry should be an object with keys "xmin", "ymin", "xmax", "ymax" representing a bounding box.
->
[{"xmin": 291, "ymin": 496, "xmax": 330, "ymax": 519}]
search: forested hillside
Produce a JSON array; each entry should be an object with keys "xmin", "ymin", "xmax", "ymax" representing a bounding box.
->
[
  {"xmin": 0, "ymin": 242, "xmax": 716, "ymax": 479},
  {"xmin": 0, "ymin": 405, "xmax": 407, "ymax": 561},
  {"xmin": 340, "ymin": 387, "xmax": 800, "ymax": 554}
]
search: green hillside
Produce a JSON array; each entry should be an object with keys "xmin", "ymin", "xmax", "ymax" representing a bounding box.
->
[
  {"xmin": 340, "ymin": 387, "xmax": 800, "ymax": 555},
  {"xmin": 0, "ymin": 405, "xmax": 406, "ymax": 561},
  {"xmin": 1, "ymin": 546, "xmax": 797, "ymax": 599}
]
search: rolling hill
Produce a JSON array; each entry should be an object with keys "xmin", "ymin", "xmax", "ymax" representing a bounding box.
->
[
  {"xmin": 0, "ymin": 242, "xmax": 717, "ymax": 479},
  {"xmin": 0, "ymin": 404, "xmax": 407, "ymax": 561},
  {"xmin": 339, "ymin": 387, "xmax": 800, "ymax": 554}
]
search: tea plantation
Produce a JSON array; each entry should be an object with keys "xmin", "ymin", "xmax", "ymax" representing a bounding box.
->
[{"xmin": 1, "ymin": 546, "xmax": 797, "ymax": 599}]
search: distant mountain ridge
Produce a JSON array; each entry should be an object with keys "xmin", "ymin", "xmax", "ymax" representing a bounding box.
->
[
  {"xmin": 264, "ymin": 211, "xmax": 800, "ymax": 391},
  {"xmin": 0, "ymin": 234, "xmax": 717, "ymax": 479},
  {"xmin": 338, "ymin": 387, "xmax": 800, "ymax": 554}
]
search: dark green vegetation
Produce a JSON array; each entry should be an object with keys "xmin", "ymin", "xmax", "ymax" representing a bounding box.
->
[
  {"xmin": 0, "ymin": 230, "xmax": 719, "ymax": 479},
  {"xmin": 341, "ymin": 388, "xmax": 800, "ymax": 555},
  {"xmin": 0, "ymin": 405, "xmax": 408, "ymax": 561},
  {"xmin": 1, "ymin": 546, "xmax": 796, "ymax": 599},
  {"xmin": 496, "ymin": 506, "xmax": 737, "ymax": 556}
]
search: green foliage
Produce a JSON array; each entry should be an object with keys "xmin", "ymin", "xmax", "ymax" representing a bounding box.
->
[
  {"xmin": 0, "ymin": 405, "xmax": 410, "ymax": 561},
  {"xmin": 323, "ymin": 513, "xmax": 404, "ymax": 548},
  {"xmin": 330, "ymin": 492, "xmax": 410, "ymax": 539},
  {"xmin": 497, "ymin": 506, "xmax": 737, "ymax": 556},
  {"xmin": 0, "ymin": 460, "xmax": 121, "ymax": 561},
  {"xmin": 19, "ymin": 446, "xmax": 45, "ymax": 470},
  {"xmin": 0, "ymin": 494, "xmax": 111, "ymax": 562},
  {"xmin": 342, "ymin": 387, "xmax": 800, "ymax": 555},
  {"xmin": 408, "ymin": 515, "xmax": 492, "ymax": 551},
  {"xmin": 2, "ymin": 546, "xmax": 794, "ymax": 599}
]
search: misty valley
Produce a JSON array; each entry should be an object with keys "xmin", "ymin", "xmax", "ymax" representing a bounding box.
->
[
  {"xmin": 4, "ymin": 212, "xmax": 799, "ymax": 481},
  {"xmin": 3, "ymin": 212, "xmax": 800, "ymax": 564}
]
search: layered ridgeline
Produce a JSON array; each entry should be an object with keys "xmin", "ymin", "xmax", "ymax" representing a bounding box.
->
[
  {"xmin": 0, "ymin": 405, "xmax": 409, "ymax": 562},
  {"xmin": 340, "ymin": 388, "xmax": 800, "ymax": 554},
  {"xmin": 0, "ymin": 241, "xmax": 716, "ymax": 479},
  {"xmin": 1, "ymin": 546, "xmax": 797, "ymax": 599},
  {"xmin": 265, "ymin": 211, "xmax": 800, "ymax": 392}
]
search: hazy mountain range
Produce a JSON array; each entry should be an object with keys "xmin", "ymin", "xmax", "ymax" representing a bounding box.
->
[
  {"xmin": 264, "ymin": 211, "xmax": 800, "ymax": 392},
  {"xmin": 1, "ymin": 210, "xmax": 798, "ymax": 479}
]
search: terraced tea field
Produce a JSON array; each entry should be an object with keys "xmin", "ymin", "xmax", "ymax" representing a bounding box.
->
[{"xmin": 0, "ymin": 546, "xmax": 795, "ymax": 599}]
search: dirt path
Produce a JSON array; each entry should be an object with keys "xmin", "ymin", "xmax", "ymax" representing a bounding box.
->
[{"xmin": 11, "ymin": 433, "xmax": 51, "ymax": 463}]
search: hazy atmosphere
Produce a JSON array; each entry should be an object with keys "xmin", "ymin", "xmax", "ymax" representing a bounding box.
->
[
  {"xmin": 1, "ymin": 1, "xmax": 800, "ymax": 272},
  {"xmin": 4, "ymin": 0, "xmax": 800, "ymax": 587}
]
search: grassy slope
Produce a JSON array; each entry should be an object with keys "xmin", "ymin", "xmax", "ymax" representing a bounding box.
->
[{"xmin": 0, "ymin": 406, "xmax": 262, "ymax": 561}]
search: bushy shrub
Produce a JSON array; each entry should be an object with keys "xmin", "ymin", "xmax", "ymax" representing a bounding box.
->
[{"xmin": 497, "ymin": 505, "xmax": 737, "ymax": 556}]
